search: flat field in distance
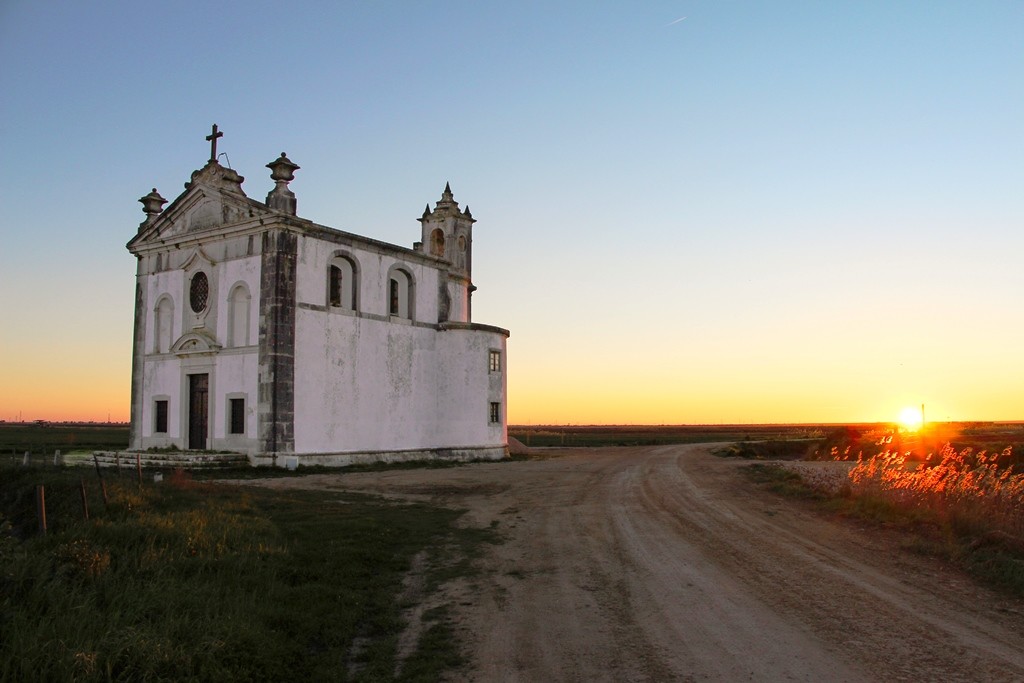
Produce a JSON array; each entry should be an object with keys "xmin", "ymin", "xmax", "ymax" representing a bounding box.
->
[
  {"xmin": 512, "ymin": 423, "xmax": 855, "ymax": 448},
  {"xmin": 6, "ymin": 421, "xmax": 1022, "ymax": 458},
  {"xmin": 0, "ymin": 423, "xmax": 128, "ymax": 458}
]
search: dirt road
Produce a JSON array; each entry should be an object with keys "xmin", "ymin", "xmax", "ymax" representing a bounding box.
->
[{"xmin": 247, "ymin": 445, "xmax": 1024, "ymax": 681}]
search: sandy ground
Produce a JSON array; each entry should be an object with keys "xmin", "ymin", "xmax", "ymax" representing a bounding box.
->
[{"xmin": 233, "ymin": 445, "xmax": 1024, "ymax": 682}]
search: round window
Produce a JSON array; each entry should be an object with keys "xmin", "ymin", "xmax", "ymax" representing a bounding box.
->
[{"xmin": 190, "ymin": 272, "xmax": 209, "ymax": 313}]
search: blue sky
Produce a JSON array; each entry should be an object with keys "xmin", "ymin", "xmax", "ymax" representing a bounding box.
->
[{"xmin": 1, "ymin": 1, "xmax": 1022, "ymax": 423}]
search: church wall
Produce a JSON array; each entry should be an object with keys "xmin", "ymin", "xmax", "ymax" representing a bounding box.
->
[
  {"xmin": 138, "ymin": 356, "xmax": 181, "ymax": 446},
  {"xmin": 135, "ymin": 248, "xmax": 262, "ymax": 452},
  {"xmin": 145, "ymin": 268, "xmax": 184, "ymax": 352},
  {"xmin": 214, "ymin": 254, "xmax": 261, "ymax": 348},
  {"xmin": 292, "ymin": 309, "xmax": 507, "ymax": 455},
  {"xmin": 207, "ymin": 350, "xmax": 259, "ymax": 450},
  {"xmin": 428, "ymin": 326, "xmax": 508, "ymax": 448},
  {"xmin": 295, "ymin": 235, "xmax": 442, "ymax": 322}
]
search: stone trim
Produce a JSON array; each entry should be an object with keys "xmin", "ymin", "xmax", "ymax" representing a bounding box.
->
[
  {"xmin": 295, "ymin": 302, "xmax": 444, "ymax": 329},
  {"xmin": 250, "ymin": 445, "xmax": 509, "ymax": 468},
  {"xmin": 440, "ymin": 321, "xmax": 511, "ymax": 337}
]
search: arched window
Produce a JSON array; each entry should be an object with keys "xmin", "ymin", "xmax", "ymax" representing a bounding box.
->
[
  {"xmin": 327, "ymin": 254, "xmax": 358, "ymax": 310},
  {"xmin": 227, "ymin": 283, "xmax": 251, "ymax": 347},
  {"xmin": 387, "ymin": 266, "xmax": 414, "ymax": 320},
  {"xmin": 154, "ymin": 295, "xmax": 174, "ymax": 353},
  {"xmin": 430, "ymin": 228, "xmax": 445, "ymax": 257}
]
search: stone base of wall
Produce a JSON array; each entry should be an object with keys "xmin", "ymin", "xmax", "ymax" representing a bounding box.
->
[
  {"xmin": 92, "ymin": 450, "xmax": 251, "ymax": 470},
  {"xmin": 251, "ymin": 445, "xmax": 509, "ymax": 469}
]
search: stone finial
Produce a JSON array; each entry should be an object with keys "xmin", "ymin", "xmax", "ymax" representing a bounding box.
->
[
  {"xmin": 139, "ymin": 188, "xmax": 167, "ymax": 228},
  {"xmin": 463, "ymin": 205, "xmax": 472, "ymax": 219},
  {"xmin": 267, "ymin": 152, "xmax": 299, "ymax": 182},
  {"xmin": 433, "ymin": 182, "xmax": 459, "ymax": 213},
  {"xmin": 266, "ymin": 152, "xmax": 300, "ymax": 215},
  {"xmin": 422, "ymin": 203, "xmax": 432, "ymax": 219}
]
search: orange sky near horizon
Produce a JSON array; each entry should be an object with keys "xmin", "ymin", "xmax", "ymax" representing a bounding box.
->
[{"xmin": 5, "ymin": 324, "xmax": 1021, "ymax": 425}]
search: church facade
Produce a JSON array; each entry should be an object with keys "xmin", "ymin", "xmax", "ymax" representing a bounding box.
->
[{"xmin": 126, "ymin": 128, "xmax": 509, "ymax": 466}]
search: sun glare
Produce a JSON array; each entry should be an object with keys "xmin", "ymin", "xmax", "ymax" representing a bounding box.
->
[{"xmin": 898, "ymin": 406, "xmax": 923, "ymax": 432}]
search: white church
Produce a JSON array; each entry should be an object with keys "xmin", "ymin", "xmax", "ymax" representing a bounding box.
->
[{"xmin": 125, "ymin": 126, "xmax": 509, "ymax": 466}]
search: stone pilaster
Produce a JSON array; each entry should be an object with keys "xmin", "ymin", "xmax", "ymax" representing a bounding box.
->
[
  {"xmin": 258, "ymin": 229, "xmax": 298, "ymax": 456},
  {"xmin": 128, "ymin": 261, "xmax": 147, "ymax": 449}
]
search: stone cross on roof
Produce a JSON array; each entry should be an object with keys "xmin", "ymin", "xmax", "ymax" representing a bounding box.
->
[{"xmin": 206, "ymin": 124, "xmax": 223, "ymax": 162}]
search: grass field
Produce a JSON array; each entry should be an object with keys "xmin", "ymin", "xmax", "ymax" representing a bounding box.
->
[
  {"xmin": 0, "ymin": 423, "xmax": 129, "ymax": 461},
  {"xmin": 0, "ymin": 464, "xmax": 495, "ymax": 682},
  {"xmin": 509, "ymin": 423, "xmax": 830, "ymax": 448}
]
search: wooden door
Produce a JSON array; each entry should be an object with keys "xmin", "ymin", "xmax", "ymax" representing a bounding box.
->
[{"xmin": 188, "ymin": 374, "xmax": 209, "ymax": 450}]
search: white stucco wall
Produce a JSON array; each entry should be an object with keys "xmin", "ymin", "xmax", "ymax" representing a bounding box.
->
[
  {"xmin": 292, "ymin": 309, "xmax": 507, "ymax": 454},
  {"xmin": 215, "ymin": 256, "xmax": 261, "ymax": 348},
  {"xmin": 291, "ymin": 234, "xmax": 506, "ymax": 455},
  {"xmin": 295, "ymin": 235, "xmax": 441, "ymax": 323},
  {"xmin": 137, "ymin": 251, "xmax": 261, "ymax": 451}
]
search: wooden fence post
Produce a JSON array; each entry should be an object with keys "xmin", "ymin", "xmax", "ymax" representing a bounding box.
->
[
  {"xmin": 36, "ymin": 485, "xmax": 47, "ymax": 535},
  {"xmin": 115, "ymin": 452, "xmax": 121, "ymax": 475},
  {"xmin": 93, "ymin": 455, "xmax": 109, "ymax": 507},
  {"xmin": 23, "ymin": 451, "xmax": 29, "ymax": 467},
  {"xmin": 79, "ymin": 478, "xmax": 90, "ymax": 521}
]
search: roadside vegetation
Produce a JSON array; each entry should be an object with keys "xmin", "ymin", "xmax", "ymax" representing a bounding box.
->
[
  {"xmin": 0, "ymin": 464, "xmax": 494, "ymax": 681},
  {"xmin": 736, "ymin": 424, "xmax": 1024, "ymax": 597}
]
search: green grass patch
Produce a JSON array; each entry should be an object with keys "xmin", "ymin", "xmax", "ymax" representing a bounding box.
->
[
  {"xmin": 0, "ymin": 464, "xmax": 492, "ymax": 681},
  {"xmin": 186, "ymin": 456, "xmax": 505, "ymax": 481},
  {"xmin": 715, "ymin": 440, "xmax": 820, "ymax": 460},
  {"xmin": 741, "ymin": 464, "xmax": 824, "ymax": 500}
]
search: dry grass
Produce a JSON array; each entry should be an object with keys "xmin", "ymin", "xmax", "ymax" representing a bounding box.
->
[
  {"xmin": 750, "ymin": 439, "xmax": 1024, "ymax": 595},
  {"xmin": 847, "ymin": 445, "xmax": 1024, "ymax": 544}
]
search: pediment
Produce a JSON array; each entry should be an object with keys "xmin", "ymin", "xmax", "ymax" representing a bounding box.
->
[
  {"xmin": 170, "ymin": 330, "xmax": 222, "ymax": 357},
  {"xmin": 153, "ymin": 190, "xmax": 262, "ymax": 239},
  {"xmin": 180, "ymin": 246, "xmax": 216, "ymax": 270},
  {"xmin": 129, "ymin": 161, "xmax": 273, "ymax": 248}
]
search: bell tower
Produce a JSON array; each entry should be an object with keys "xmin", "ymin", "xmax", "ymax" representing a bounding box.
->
[{"xmin": 418, "ymin": 183, "xmax": 476, "ymax": 323}]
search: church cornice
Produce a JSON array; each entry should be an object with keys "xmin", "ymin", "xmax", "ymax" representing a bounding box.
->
[{"xmin": 128, "ymin": 214, "xmax": 283, "ymax": 254}]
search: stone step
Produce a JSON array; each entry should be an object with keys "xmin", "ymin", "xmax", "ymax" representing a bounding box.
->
[{"xmin": 91, "ymin": 451, "xmax": 251, "ymax": 470}]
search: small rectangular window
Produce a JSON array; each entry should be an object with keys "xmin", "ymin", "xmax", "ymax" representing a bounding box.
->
[
  {"xmin": 489, "ymin": 350, "xmax": 501, "ymax": 373},
  {"xmin": 489, "ymin": 402, "xmax": 501, "ymax": 424},
  {"xmin": 229, "ymin": 398, "xmax": 245, "ymax": 435},
  {"xmin": 155, "ymin": 400, "xmax": 168, "ymax": 433}
]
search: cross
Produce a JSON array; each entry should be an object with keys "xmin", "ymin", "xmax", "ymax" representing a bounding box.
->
[{"xmin": 206, "ymin": 124, "xmax": 223, "ymax": 162}]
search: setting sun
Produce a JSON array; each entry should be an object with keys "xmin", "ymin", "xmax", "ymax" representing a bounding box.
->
[{"xmin": 898, "ymin": 406, "xmax": 924, "ymax": 432}]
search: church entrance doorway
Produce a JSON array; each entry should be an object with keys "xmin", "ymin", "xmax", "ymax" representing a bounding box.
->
[{"xmin": 188, "ymin": 373, "xmax": 209, "ymax": 450}]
